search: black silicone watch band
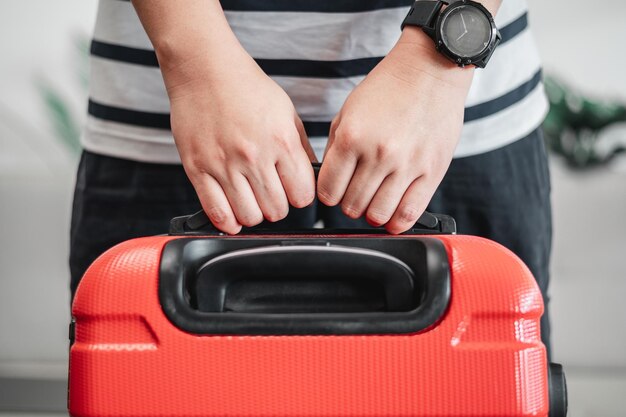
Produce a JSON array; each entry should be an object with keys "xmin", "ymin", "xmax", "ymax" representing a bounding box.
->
[{"xmin": 401, "ymin": 0, "xmax": 447, "ymax": 31}]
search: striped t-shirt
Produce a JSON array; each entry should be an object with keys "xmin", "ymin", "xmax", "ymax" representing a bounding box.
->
[{"xmin": 84, "ymin": 0, "xmax": 548, "ymax": 163}]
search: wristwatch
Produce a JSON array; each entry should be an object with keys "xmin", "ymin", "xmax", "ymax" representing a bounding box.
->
[{"xmin": 401, "ymin": 0, "xmax": 501, "ymax": 68}]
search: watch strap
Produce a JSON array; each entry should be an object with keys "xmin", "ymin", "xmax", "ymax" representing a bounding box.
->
[{"xmin": 401, "ymin": 0, "xmax": 447, "ymax": 31}]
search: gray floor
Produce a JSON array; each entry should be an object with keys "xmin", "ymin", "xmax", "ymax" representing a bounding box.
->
[
  {"xmin": 0, "ymin": 410, "xmax": 64, "ymax": 416},
  {"xmin": 0, "ymin": 415, "xmax": 67, "ymax": 417},
  {"xmin": 0, "ymin": 378, "xmax": 66, "ymax": 413}
]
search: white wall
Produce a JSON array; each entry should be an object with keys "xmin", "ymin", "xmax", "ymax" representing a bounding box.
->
[
  {"xmin": 528, "ymin": 0, "xmax": 626, "ymax": 99},
  {"xmin": 528, "ymin": 0, "xmax": 626, "ymax": 366},
  {"xmin": 0, "ymin": 0, "xmax": 98, "ymax": 378},
  {"xmin": 528, "ymin": 2, "xmax": 626, "ymax": 416}
]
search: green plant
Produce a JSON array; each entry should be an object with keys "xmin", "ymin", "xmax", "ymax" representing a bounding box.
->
[
  {"xmin": 37, "ymin": 33, "xmax": 89, "ymax": 156},
  {"xmin": 543, "ymin": 75, "xmax": 626, "ymax": 168}
]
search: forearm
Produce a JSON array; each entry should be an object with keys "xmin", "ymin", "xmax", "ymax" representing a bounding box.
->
[
  {"xmin": 131, "ymin": 0, "xmax": 316, "ymax": 234},
  {"xmin": 131, "ymin": 0, "xmax": 254, "ymax": 95}
]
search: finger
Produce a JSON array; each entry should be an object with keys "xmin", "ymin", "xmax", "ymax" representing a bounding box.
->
[
  {"xmin": 340, "ymin": 161, "xmax": 389, "ymax": 219},
  {"xmin": 193, "ymin": 175, "xmax": 242, "ymax": 235},
  {"xmin": 365, "ymin": 172, "xmax": 414, "ymax": 227},
  {"xmin": 218, "ymin": 172, "xmax": 265, "ymax": 227},
  {"xmin": 316, "ymin": 139, "xmax": 358, "ymax": 207},
  {"xmin": 275, "ymin": 138, "xmax": 316, "ymax": 209},
  {"xmin": 295, "ymin": 117, "xmax": 318, "ymax": 163},
  {"xmin": 245, "ymin": 167, "xmax": 290, "ymax": 223},
  {"xmin": 385, "ymin": 177, "xmax": 432, "ymax": 235}
]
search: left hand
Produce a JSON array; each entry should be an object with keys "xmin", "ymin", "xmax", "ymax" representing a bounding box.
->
[{"xmin": 317, "ymin": 30, "xmax": 474, "ymax": 234}]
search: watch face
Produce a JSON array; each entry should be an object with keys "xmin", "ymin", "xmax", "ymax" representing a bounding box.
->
[{"xmin": 440, "ymin": 4, "xmax": 492, "ymax": 58}]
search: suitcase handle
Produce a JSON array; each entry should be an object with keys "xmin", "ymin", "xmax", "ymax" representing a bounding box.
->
[
  {"xmin": 193, "ymin": 245, "xmax": 416, "ymax": 314},
  {"xmin": 159, "ymin": 237, "xmax": 451, "ymax": 335},
  {"xmin": 169, "ymin": 163, "xmax": 456, "ymax": 235}
]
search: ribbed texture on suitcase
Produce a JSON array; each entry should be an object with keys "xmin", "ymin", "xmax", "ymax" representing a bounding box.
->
[{"xmin": 69, "ymin": 235, "xmax": 548, "ymax": 417}]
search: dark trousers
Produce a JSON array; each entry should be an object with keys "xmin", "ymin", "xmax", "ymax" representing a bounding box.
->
[{"xmin": 70, "ymin": 128, "xmax": 552, "ymax": 352}]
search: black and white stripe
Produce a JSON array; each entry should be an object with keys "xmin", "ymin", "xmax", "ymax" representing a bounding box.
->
[
  {"xmin": 114, "ymin": 0, "xmax": 415, "ymax": 12},
  {"xmin": 89, "ymin": 9, "xmax": 529, "ymax": 72},
  {"xmin": 83, "ymin": 0, "xmax": 548, "ymax": 162}
]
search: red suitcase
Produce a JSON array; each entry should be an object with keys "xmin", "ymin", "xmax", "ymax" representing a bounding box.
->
[{"xmin": 68, "ymin": 211, "xmax": 566, "ymax": 417}]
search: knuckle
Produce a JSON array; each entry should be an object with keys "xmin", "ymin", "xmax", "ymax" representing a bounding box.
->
[
  {"xmin": 385, "ymin": 221, "xmax": 407, "ymax": 235},
  {"xmin": 335, "ymin": 122, "xmax": 361, "ymax": 152},
  {"xmin": 222, "ymin": 224, "xmax": 242, "ymax": 235},
  {"xmin": 397, "ymin": 204, "xmax": 421, "ymax": 224},
  {"xmin": 183, "ymin": 155, "xmax": 210, "ymax": 178},
  {"xmin": 366, "ymin": 208, "xmax": 392, "ymax": 226},
  {"xmin": 205, "ymin": 206, "xmax": 228, "ymax": 225},
  {"xmin": 341, "ymin": 204, "xmax": 362, "ymax": 219},
  {"xmin": 239, "ymin": 213, "xmax": 264, "ymax": 228},
  {"xmin": 234, "ymin": 143, "xmax": 260, "ymax": 164},
  {"xmin": 273, "ymin": 129, "xmax": 297, "ymax": 149},
  {"xmin": 265, "ymin": 205, "xmax": 289, "ymax": 223},
  {"xmin": 183, "ymin": 145, "xmax": 225, "ymax": 174},
  {"xmin": 287, "ymin": 178, "xmax": 315, "ymax": 208},
  {"xmin": 316, "ymin": 186, "xmax": 337, "ymax": 206},
  {"xmin": 291, "ymin": 190, "xmax": 315, "ymax": 208},
  {"xmin": 374, "ymin": 142, "xmax": 393, "ymax": 161}
]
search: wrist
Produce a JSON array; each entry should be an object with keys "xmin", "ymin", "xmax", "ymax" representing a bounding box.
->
[
  {"xmin": 132, "ymin": 0, "xmax": 245, "ymax": 73},
  {"xmin": 390, "ymin": 27, "xmax": 474, "ymax": 90},
  {"xmin": 155, "ymin": 27, "xmax": 249, "ymax": 73},
  {"xmin": 157, "ymin": 39, "xmax": 257, "ymax": 99}
]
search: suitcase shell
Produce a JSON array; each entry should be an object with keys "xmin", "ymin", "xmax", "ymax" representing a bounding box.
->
[{"xmin": 69, "ymin": 232, "xmax": 548, "ymax": 417}]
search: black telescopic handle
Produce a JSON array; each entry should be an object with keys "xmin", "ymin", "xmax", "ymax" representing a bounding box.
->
[{"xmin": 169, "ymin": 162, "xmax": 456, "ymax": 235}]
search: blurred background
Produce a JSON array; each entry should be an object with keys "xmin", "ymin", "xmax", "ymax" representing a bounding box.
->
[{"xmin": 0, "ymin": 1, "xmax": 624, "ymax": 416}]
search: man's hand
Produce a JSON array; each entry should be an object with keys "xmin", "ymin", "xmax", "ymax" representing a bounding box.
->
[
  {"xmin": 317, "ymin": 28, "xmax": 475, "ymax": 234},
  {"xmin": 169, "ymin": 57, "xmax": 316, "ymax": 235},
  {"xmin": 132, "ymin": 0, "xmax": 316, "ymax": 234}
]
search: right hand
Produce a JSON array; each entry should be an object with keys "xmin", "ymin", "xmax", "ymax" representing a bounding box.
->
[{"xmin": 166, "ymin": 55, "xmax": 317, "ymax": 234}]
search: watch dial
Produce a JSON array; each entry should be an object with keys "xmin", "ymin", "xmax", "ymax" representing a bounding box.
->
[{"xmin": 440, "ymin": 5, "xmax": 492, "ymax": 58}]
